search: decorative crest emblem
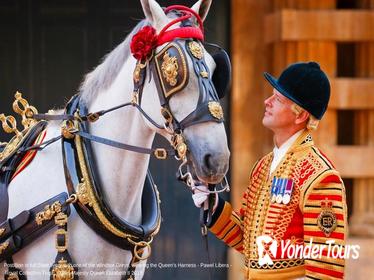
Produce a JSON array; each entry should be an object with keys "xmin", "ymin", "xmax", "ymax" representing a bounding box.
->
[
  {"xmin": 317, "ymin": 199, "xmax": 337, "ymax": 237},
  {"xmin": 51, "ymin": 258, "xmax": 75, "ymax": 280},
  {"xmin": 161, "ymin": 52, "xmax": 179, "ymax": 87}
]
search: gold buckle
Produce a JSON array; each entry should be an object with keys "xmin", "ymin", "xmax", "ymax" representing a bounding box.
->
[
  {"xmin": 160, "ymin": 108, "xmax": 173, "ymax": 124},
  {"xmin": 55, "ymin": 228, "xmax": 68, "ymax": 253},
  {"xmin": 55, "ymin": 213, "xmax": 68, "ymax": 227},
  {"xmin": 154, "ymin": 148, "xmax": 167, "ymax": 160},
  {"xmin": 61, "ymin": 120, "xmax": 77, "ymax": 139},
  {"xmin": 131, "ymin": 90, "xmax": 139, "ymax": 105},
  {"xmin": 87, "ymin": 113, "xmax": 100, "ymax": 122}
]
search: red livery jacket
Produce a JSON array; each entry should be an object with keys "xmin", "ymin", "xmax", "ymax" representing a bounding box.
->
[{"xmin": 209, "ymin": 131, "xmax": 347, "ymax": 279}]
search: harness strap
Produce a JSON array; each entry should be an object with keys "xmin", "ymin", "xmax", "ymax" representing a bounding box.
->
[
  {"xmin": 76, "ymin": 131, "xmax": 175, "ymax": 158},
  {"xmin": 34, "ymin": 102, "xmax": 164, "ymax": 130},
  {"xmin": 49, "ymin": 210, "xmax": 78, "ymax": 280},
  {"xmin": 0, "ymin": 192, "xmax": 70, "ymax": 263},
  {"xmin": 0, "ymin": 121, "xmax": 48, "ymax": 222},
  {"xmin": 18, "ymin": 135, "xmax": 62, "ymax": 153},
  {"xmin": 62, "ymin": 95, "xmax": 161, "ymax": 251},
  {"xmin": 0, "ymin": 211, "xmax": 30, "ymax": 242},
  {"xmin": 122, "ymin": 254, "xmax": 137, "ymax": 280},
  {"xmin": 32, "ymin": 113, "xmax": 75, "ymax": 121},
  {"xmin": 199, "ymin": 184, "xmax": 217, "ymax": 280}
]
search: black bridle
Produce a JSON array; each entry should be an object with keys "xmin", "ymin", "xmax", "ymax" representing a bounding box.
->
[{"xmin": 31, "ymin": 20, "xmax": 231, "ymax": 193}]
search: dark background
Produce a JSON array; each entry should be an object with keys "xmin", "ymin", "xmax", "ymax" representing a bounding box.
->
[{"xmin": 0, "ymin": 1, "xmax": 231, "ymax": 279}]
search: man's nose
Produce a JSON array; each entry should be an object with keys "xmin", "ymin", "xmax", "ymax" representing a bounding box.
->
[{"xmin": 264, "ymin": 95, "xmax": 273, "ymax": 107}]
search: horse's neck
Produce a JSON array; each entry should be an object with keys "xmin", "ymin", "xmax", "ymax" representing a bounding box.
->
[{"xmin": 86, "ymin": 59, "xmax": 154, "ymax": 225}]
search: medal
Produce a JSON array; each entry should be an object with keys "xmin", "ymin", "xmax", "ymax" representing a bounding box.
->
[
  {"xmin": 271, "ymin": 177, "xmax": 294, "ymax": 204},
  {"xmin": 275, "ymin": 178, "xmax": 285, "ymax": 204},
  {"xmin": 270, "ymin": 177, "xmax": 278, "ymax": 203},
  {"xmin": 282, "ymin": 179, "xmax": 294, "ymax": 205}
]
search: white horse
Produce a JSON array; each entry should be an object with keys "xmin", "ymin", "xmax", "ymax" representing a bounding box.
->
[{"xmin": 1, "ymin": 0, "xmax": 229, "ymax": 279}]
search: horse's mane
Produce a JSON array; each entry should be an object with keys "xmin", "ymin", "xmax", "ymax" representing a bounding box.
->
[{"xmin": 79, "ymin": 20, "xmax": 148, "ymax": 105}]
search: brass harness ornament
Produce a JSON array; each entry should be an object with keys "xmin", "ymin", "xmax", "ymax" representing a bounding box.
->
[
  {"xmin": 188, "ymin": 41, "xmax": 203, "ymax": 59},
  {"xmin": 0, "ymin": 91, "xmax": 39, "ymax": 161},
  {"xmin": 35, "ymin": 201, "xmax": 63, "ymax": 226},
  {"xmin": 161, "ymin": 52, "xmax": 179, "ymax": 87},
  {"xmin": 52, "ymin": 258, "xmax": 75, "ymax": 280},
  {"xmin": 208, "ymin": 101, "xmax": 224, "ymax": 120},
  {"xmin": 0, "ymin": 241, "xmax": 9, "ymax": 255}
]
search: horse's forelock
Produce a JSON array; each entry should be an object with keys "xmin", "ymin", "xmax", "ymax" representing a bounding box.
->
[{"xmin": 79, "ymin": 20, "xmax": 149, "ymax": 105}]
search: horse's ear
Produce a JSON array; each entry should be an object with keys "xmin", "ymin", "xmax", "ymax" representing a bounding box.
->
[
  {"xmin": 140, "ymin": 0, "xmax": 168, "ymax": 30},
  {"xmin": 191, "ymin": 0, "xmax": 212, "ymax": 22}
]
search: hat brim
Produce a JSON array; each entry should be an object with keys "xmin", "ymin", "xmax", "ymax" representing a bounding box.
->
[{"xmin": 263, "ymin": 72, "xmax": 305, "ymax": 110}]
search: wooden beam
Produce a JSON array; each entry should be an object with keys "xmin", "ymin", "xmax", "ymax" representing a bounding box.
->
[
  {"xmin": 230, "ymin": 1, "xmax": 270, "ymax": 280},
  {"xmin": 321, "ymin": 145, "xmax": 374, "ymax": 178},
  {"xmin": 330, "ymin": 78, "xmax": 374, "ymax": 109},
  {"xmin": 265, "ymin": 10, "xmax": 374, "ymax": 43}
]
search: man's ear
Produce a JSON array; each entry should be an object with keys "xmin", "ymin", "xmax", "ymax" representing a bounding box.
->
[{"xmin": 295, "ymin": 110, "xmax": 310, "ymax": 125}]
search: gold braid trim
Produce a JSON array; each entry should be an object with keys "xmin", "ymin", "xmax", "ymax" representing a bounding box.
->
[
  {"xmin": 245, "ymin": 261, "xmax": 305, "ymax": 280},
  {"xmin": 75, "ymin": 133, "xmax": 134, "ymax": 239},
  {"xmin": 243, "ymin": 154, "xmax": 273, "ymax": 260},
  {"xmin": 247, "ymin": 258, "xmax": 304, "ymax": 269}
]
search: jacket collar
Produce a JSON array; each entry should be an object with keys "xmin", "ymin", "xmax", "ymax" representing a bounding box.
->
[{"xmin": 288, "ymin": 129, "xmax": 314, "ymax": 153}]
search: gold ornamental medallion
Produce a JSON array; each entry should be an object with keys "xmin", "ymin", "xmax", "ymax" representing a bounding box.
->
[
  {"xmin": 188, "ymin": 41, "xmax": 203, "ymax": 59},
  {"xmin": 208, "ymin": 102, "xmax": 224, "ymax": 120}
]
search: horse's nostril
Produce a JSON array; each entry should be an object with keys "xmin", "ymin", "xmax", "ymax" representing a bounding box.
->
[{"xmin": 204, "ymin": 153, "xmax": 213, "ymax": 170}]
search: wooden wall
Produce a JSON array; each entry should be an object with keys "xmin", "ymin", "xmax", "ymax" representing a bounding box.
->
[{"xmin": 231, "ymin": 0, "xmax": 374, "ymax": 279}]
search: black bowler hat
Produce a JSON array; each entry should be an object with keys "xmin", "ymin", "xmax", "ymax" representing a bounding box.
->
[{"xmin": 263, "ymin": 62, "xmax": 330, "ymax": 120}]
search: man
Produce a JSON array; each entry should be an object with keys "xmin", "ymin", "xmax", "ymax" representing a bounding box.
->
[{"xmin": 193, "ymin": 62, "xmax": 347, "ymax": 279}]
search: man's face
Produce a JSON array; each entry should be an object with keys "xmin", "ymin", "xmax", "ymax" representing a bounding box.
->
[{"xmin": 262, "ymin": 89, "xmax": 297, "ymax": 131}]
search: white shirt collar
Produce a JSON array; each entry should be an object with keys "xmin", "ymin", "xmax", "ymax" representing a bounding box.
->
[{"xmin": 270, "ymin": 129, "xmax": 305, "ymax": 174}]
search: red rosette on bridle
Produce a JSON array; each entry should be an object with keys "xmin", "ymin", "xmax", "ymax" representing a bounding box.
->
[{"xmin": 130, "ymin": 26, "xmax": 158, "ymax": 61}]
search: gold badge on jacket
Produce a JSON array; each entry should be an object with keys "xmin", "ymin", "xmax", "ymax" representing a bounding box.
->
[{"xmin": 317, "ymin": 199, "xmax": 337, "ymax": 237}]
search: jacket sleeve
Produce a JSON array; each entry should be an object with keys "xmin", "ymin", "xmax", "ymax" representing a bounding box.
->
[
  {"xmin": 302, "ymin": 171, "xmax": 347, "ymax": 279},
  {"xmin": 208, "ymin": 161, "xmax": 260, "ymax": 254},
  {"xmin": 207, "ymin": 161, "xmax": 259, "ymax": 254},
  {"xmin": 208, "ymin": 194, "xmax": 246, "ymax": 253}
]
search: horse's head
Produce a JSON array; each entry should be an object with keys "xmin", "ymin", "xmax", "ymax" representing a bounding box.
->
[{"xmin": 135, "ymin": 0, "xmax": 230, "ymax": 185}]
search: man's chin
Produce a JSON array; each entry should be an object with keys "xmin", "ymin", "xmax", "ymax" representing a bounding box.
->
[{"xmin": 262, "ymin": 117, "xmax": 270, "ymax": 128}]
